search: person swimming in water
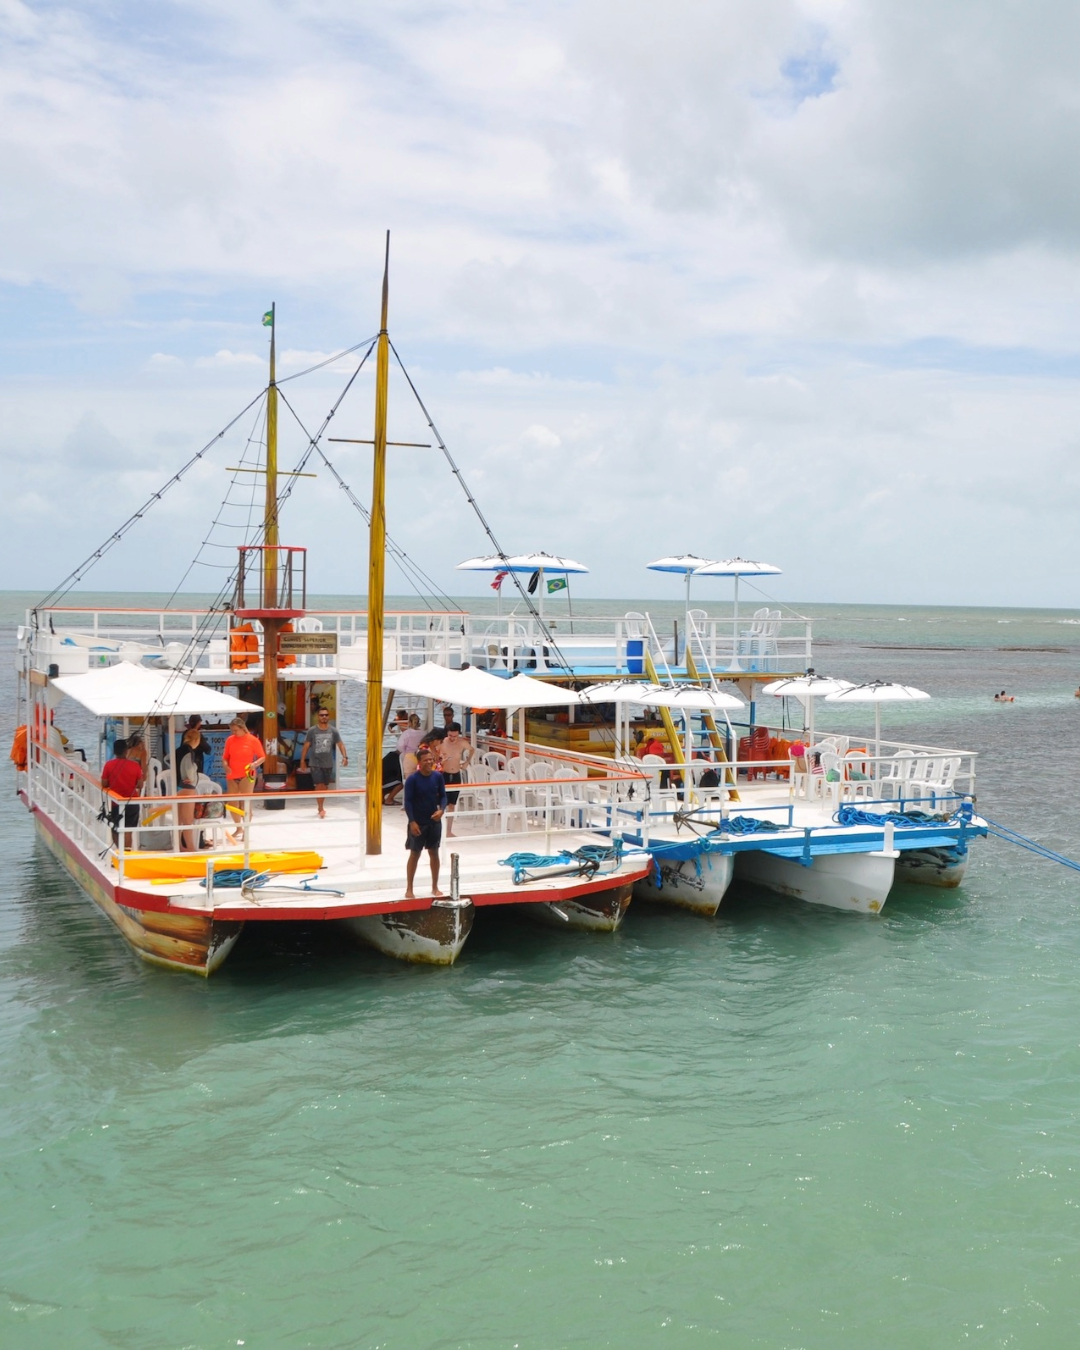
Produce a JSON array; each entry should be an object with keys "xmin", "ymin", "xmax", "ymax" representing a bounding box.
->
[{"xmin": 993, "ymin": 690, "xmax": 1015, "ymax": 703}]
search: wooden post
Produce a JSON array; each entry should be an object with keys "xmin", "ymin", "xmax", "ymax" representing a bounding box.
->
[{"xmin": 365, "ymin": 233, "xmax": 391, "ymax": 855}]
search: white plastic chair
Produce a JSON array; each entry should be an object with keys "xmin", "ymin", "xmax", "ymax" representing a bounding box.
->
[
  {"xmin": 908, "ymin": 756, "xmax": 960, "ymax": 812},
  {"xmin": 294, "ymin": 615, "xmax": 330, "ymax": 667},
  {"xmin": 879, "ymin": 748, "xmax": 916, "ymax": 800},
  {"xmin": 488, "ymin": 770, "xmax": 526, "ymax": 833},
  {"xmin": 641, "ymin": 753, "xmax": 679, "ymax": 817},
  {"xmin": 820, "ymin": 751, "xmax": 846, "ymax": 808},
  {"xmin": 550, "ymin": 764, "xmax": 587, "ymax": 828},
  {"xmin": 843, "ymin": 749, "xmax": 876, "ymax": 802}
]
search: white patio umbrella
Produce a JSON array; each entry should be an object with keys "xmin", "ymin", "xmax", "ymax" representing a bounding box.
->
[
  {"xmin": 579, "ymin": 680, "xmax": 661, "ymax": 758},
  {"xmin": 646, "ymin": 554, "xmax": 716, "ymax": 620},
  {"xmin": 692, "ymin": 557, "xmax": 782, "ymax": 672},
  {"xmin": 456, "ymin": 553, "xmax": 515, "ymax": 615},
  {"xmin": 456, "ymin": 551, "xmax": 588, "ymax": 619},
  {"xmin": 760, "ymin": 672, "xmax": 854, "ymax": 746},
  {"xmin": 581, "ymin": 681, "xmax": 744, "ymax": 761},
  {"xmin": 823, "ymin": 680, "xmax": 931, "ymax": 759}
]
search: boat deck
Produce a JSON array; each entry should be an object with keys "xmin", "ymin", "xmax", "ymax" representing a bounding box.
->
[
  {"xmin": 629, "ymin": 781, "xmax": 983, "ymax": 860},
  {"xmin": 113, "ymin": 798, "xmax": 650, "ymax": 920}
]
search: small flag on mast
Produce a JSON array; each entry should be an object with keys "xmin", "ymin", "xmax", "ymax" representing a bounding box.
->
[
  {"xmin": 262, "ymin": 310, "xmax": 274, "ymax": 327},
  {"xmin": 490, "ymin": 571, "xmax": 508, "ymax": 591}
]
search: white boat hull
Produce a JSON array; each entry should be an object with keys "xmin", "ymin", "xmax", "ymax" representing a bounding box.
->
[
  {"xmin": 894, "ymin": 845, "xmax": 969, "ymax": 889},
  {"xmin": 340, "ymin": 899, "xmax": 474, "ymax": 965},
  {"xmin": 735, "ymin": 848, "xmax": 898, "ymax": 915},
  {"xmin": 633, "ymin": 853, "xmax": 734, "ymax": 917},
  {"xmin": 521, "ymin": 881, "xmax": 634, "ymax": 933}
]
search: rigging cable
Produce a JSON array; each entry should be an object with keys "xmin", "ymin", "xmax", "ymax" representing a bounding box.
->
[
  {"xmin": 147, "ymin": 339, "xmax": 382, "ymax": 694},
  {"xmin": 276, "ymin": 337, "xmax": 378, "ymax": 385},
  {"xmin": 275, "ymin": 386, "xmax": 459, "ymax": 611},
  {"xmin": 161, "ymin": 394, "xmax": 270, "ymax": 611},
  {"xmin": 389, "ymin": 339, "xmax": 575, "ymax": 673},
  {"xmin": 35, "ymin": 389, "xmax": 267, "ymax": 614}
]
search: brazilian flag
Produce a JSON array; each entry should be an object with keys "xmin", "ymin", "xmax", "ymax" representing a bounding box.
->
[
  {"xmin": 262, "ymin": 310, "xmax": 274, "ymax": 327},
  {"xmin": 546, "ymin": 577, "xmax": 568, "ymax": 594}
]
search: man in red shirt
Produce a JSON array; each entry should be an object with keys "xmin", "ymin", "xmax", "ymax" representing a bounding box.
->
[{"xmin": 101, "ymin": 738, "xmax": 143, "ymax": 852}]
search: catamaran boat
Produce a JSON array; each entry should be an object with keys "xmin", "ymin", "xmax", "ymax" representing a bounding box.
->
[
  {"xmin": 11, "ymin": 248, "xmax": 653, "ymax": 975},
  {"xmin": 469, "ymin": 564, "xmax": 987, "ymax": 918}
]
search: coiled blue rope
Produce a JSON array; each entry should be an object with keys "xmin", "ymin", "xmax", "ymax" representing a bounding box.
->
[
  {"xmin": 201, "ymin": 868, "xmax": 264, "ymax": 888},
  {"xmin": 500, "ymin": 841, "xmax": 624, "ymax": 886},
  {"xmin": 723, "ymin": 816, "xmax": 785, "ymax": 835},
  {"xmin": 833, "ymin": 806, "xmax": 948, "ymax": 828},
  {"xmin": 200, "ymin": 869, "xmax": 344, "ymax": 897}
]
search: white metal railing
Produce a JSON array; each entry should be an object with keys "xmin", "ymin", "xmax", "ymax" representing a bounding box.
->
[
  {"xmin": 25, "ymin": 603, "xmax": 815, "ymax": 679},
  {"xmin": 23, "ymin": 608, "xmax": 471, "ymax": 677},
  {"xmin": 24, "ymin": 732, "xmax": 652, "ymax": 891}
]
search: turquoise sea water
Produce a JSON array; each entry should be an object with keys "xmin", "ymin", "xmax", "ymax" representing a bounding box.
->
[{"xmin": 3, "ymin": 594, "xmax": 1080, "ymax": 1348}]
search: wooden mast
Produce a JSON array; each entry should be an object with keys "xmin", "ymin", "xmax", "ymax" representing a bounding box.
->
[
  {"xmin": 365, "ymin": 234, "xmax": 391, "ymax": 854},
  {"xmin": 262, "ymin": 302, "xmax": 282, "ymax": 765}
]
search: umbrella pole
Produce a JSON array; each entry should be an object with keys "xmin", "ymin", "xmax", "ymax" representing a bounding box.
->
[
  {"xmin": 518, "ymin": 707, "xmax": 526, "ymax": 780},
  {"xmin": 875, "ymin": 703, "xmax": 881, "ymax": 766},
  {"xmin": 538, "ymin": 569, "xmax": 544, "ymax": 622},
  {"xmin": 729, "ymin": 574, "xmax": 742, "ymax": 672}
]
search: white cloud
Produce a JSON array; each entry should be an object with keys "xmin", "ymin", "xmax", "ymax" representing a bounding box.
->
[
  {"xmin": 144, "ymin": 352, "xmax": 184, "ymax": 371},
  {"xmin": 0, "ymin": 0, "xmax": 1078, "ymax": 606},
  {"xmin": 194, "ymin": 350, "xmax": 263, "ymax": 368}
]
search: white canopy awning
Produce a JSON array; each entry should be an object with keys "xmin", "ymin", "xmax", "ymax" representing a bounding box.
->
[
  {"xmin": 50, "ymin": 662, "xmax": 263, "ymax": 718},
  {"xmin": 500, "ymin": 673, "xmax": 580, "ymax": 708},
  {"xmin": 382, "ymin": 663, "xmax": 579, "ymax": 709}
]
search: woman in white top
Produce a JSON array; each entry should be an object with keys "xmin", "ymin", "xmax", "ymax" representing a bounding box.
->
[{"xmin": 396, "ymin": 713, "xmax": 425, "ymax": 786}]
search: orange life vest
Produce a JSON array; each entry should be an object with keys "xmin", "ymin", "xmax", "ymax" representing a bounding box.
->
[
  {"xmin": 9, "ymin": 724, "xmax": 27, "ymax": 770},
  {"xmin": 230, "ymin": 622, "xmax": 258, "ymax": 670},
  {"xmin": 277, "ymin": 621, "xmax": 296, "ymax": 668}
]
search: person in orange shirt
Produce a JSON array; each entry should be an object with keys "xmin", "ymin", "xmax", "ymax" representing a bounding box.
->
[{"xmin": 221, "ymin": 717, "xmax": 265, "ymax": 843}]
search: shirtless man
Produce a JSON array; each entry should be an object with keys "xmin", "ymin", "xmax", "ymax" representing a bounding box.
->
[{"xmin": 436, "ymin": 723, "xmax": 473, "ymax": 838}]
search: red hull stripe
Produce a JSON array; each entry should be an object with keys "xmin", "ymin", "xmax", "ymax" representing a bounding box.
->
[{"xmin": 29, "ymin": 804, "xmax": 649, "ymax": 922}]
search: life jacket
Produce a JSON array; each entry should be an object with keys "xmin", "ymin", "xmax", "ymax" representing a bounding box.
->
[
  {"xmin": 277, "ymin": 621, "xmax": 296, "ymax": 669},
  {"xmin": 9, "ymin": 724, "xmax": 27, "ymax": 771},
  {"xmin": 230, "ymin": 622, "xmax": 258, "ymax": 671}
]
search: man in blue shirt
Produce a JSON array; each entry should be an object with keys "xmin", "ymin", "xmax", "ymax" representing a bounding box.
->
[{"xmin": 403, "ymin": 747, "xmax": 447, "ymax": 899}]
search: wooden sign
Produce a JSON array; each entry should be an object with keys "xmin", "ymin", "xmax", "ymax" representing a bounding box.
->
[{"xmin": 279, "ymin": 632, "xmax": 338, "ymax": 656}]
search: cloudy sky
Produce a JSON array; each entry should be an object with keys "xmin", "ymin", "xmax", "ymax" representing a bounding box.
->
[{"xmin": 3, "ymin": 0, "xmax": 1079, "ymax": 607}]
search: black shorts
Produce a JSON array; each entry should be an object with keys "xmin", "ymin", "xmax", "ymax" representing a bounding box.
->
[
  {"xmin": 405, "ymin": 820, "xmax": 442, "ymax": 852},
  {"xmin": 309, "ymin": 764, "xmax": 335, "ymax": 788},
  {"xmin": 443, "ymin": 771, "xmax": 462, "ymax": 803},
  {"xmin": 109, "ymin": 801, "xmax": 140, "ymax": 830}
]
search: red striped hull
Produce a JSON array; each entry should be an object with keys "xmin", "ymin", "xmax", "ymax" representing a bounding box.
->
[{"xmin": 33, "ymin": 810, "xmax": 243, "ymax": 976}]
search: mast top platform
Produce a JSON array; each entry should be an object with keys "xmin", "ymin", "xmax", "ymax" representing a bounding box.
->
[{"xmin": 234, "ymin": 544, "xmax": 307, "ymax": 620}]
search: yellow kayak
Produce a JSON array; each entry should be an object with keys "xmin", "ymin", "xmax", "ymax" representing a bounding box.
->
[{"xmin": 124, "ymin": 850, "xmax": 325, "ymax": 882}]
